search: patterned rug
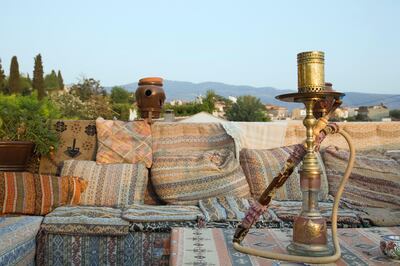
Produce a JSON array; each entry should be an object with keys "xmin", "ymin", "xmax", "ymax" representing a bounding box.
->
[{"xmin": 170, "ymin": 227, "xmax": 400, "ymax": 265}]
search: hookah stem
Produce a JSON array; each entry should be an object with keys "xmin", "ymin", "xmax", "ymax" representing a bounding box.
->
[{"xmin": 233, "ymin": 127, "xmax": 356, "ymax": 264}]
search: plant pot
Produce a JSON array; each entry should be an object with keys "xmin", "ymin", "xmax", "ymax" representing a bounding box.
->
[{"xmin": 0, "ymin": 141, "xmax": 35, "ymax": 172}]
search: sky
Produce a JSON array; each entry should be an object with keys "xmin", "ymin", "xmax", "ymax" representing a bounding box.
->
[{"xmin": 1, "ymin": 0, "xmax": 399, "ymax": 94}]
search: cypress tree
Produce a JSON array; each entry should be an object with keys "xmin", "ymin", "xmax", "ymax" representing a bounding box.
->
[
  {"xmin": 0, "ymin": 58, "xmax": 6, "ymax": 94},
  {"xmin": 57, "ymin": 70, "xmax": 64, "ymax": 90},
  {"xmin": 9, "ymin": 56, "xmax": 20, "ymax": 94},
  {"xmin": 33, "ymin": 54, "xmax": 45, "ymax": 99}
]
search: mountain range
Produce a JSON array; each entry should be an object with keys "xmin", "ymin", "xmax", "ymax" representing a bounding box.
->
[{"xmin": 106, "ymin": 80, "xmax": 400, "ymax": 110}]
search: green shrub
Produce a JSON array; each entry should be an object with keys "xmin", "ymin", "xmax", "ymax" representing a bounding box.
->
[{"xmin": 0, "ymin": 94, "xmax": 60, "ymax": 155}]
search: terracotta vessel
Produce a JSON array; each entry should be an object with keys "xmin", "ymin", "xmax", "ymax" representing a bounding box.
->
[
  {"xmin": 135, "ymin": 77, "xmax": 166, "ymax": 119},
  {"xmin": 0, "ymin": 141, "xmax": 34, "ymax": 171}
]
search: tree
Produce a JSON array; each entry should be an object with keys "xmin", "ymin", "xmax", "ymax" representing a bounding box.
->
[
  {"xmin": 225, "ymin": 95, "xmax": 269, "ymax": 122},
  {"xmin": 57, "ymin": 70, "xmax": 64, "ymax": 90},
  {"xmin": 9, "ymin": 56, "xmax": 20, "ymax": 94},
  {"xmin": 44, "ymin": 70, "xmax": 59, "ymax": 91},
  {"xmin": 0, "ymin": 58, "xmax": 6, "ymax": 94},
  {"xmin": 390, "ymin": 109, "xmax": 400, "ymax": 120},
  {"xmin": 33, "ymin": 54, "xmax": 45, "ymax": 99},
  {"xmin": 110, "ymin": 86, "xmax": 130, "ymax": 104},
  {"xmin": 70, "ymin": 77, "xmax": 105, "ymax": 101},
  {"xmin": 202, "ymin": 90, "xmax": 217, "ymax": 114},
  {"xmin": 19, "ymin": 75, "xmax": 32, "ymax": 96}
]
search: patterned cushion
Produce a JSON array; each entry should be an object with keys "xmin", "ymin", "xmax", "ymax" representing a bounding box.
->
[
  {"xmin": 269, "ymin": 200, "xmax": 362, "ymax": 226},
  {"xmin": 0, "ymin": 216, "xmax": 43, "ymax": 266},
  {"xmin": 151, "ymin": 123, "xmax": 235, "ymax": 156},
  {"xmin": 151, "ymin": 150, "xmax": 251, "ymax": 205},
  {"xmin": 240, "ymin": 145, "xmax": 329, "ymax": 201},
  {"xmin": 122, "ymin": 204, "xmax": 203, "ymax": 223},
  {"xmin": 198, "ymin": 196, "xmax": 280, "ymax": 224},
  {"xmin": 39, "ymin": 120, "xmax": 97, "ymax": 175},
  {"xmin": 96, "ymin": 117, "xmax": 152, "ymax": 168},
  {"xmin": 0, "ymin": 172, "xmax": 87, "ymax": 215},
  {"xmin": 41, "ymin": 206, "xmax": 129, "ymax": 236},
  {"xmin": 61, "ymin": 160, "xmax": 148, "ymax": 207},
  {"xmin": 322, "ymin": 146, "xmax": 400, "ymax": 209}
]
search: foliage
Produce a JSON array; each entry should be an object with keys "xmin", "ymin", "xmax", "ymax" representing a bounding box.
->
[
  {"xmin": 44, "ymin": 70, "xmax": 59, "ymax": 91},
  {"xmin": 9, "ymin": 56, "xmax": 20, "ymax": 94},
  {"xmin": 33, "ymin": 54, "xmax": 45, "ymax": 99},
  {"xmin": 50, "ymin": 92, "xmax": 115, "ymax": 120},
  {"xmin": 70, "ymin": 77, "xmax": 106, "ymax": 101},
  {"xmin": 112, "ymin": 103, "xmax": 132, "ymax": 120},
  {"xmin": 19, "ymin": 76, "xmax": 32, "ymax": 96},
  {"xmin": 0, "ymin": 59, "xmax": 6, "ymax": 94},
  {"xmin": 225, "ymin": 95, "xmax": 269, "ymax": 122},
  {"xmin": 202, "ymin": 90, "xmax": 217, "ymax": 113},
  {"xmin": 57, "ymin": 70, "xmax": 64, "ymax": 90},
  {"xmin": 0, "ymin": 94, "xmax": 60, "ymax": 155},
  {"xmin": 390, "ymin": 109, "xmax": 400, "ymax": 120},
  {"xmin": 110, "ymin": 86, "xmax": 131, "ymax": 104}
]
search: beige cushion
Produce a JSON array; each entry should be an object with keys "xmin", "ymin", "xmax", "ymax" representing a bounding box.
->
[
  {"xmin": 151, "ymin": 150, "xmax": 251, "ymax": 205},
  {"xmin": 323, "ymin": 146, "xmax": 400, "ymax": 209},
  {"xmin": 61, "ymin": 160, "xmax": 148, "ymax": 207},
  {"xmin": 240, "ymin": 145, "xmax": 329, "ymax": 201},
  {"xmin": 96, "ymin": 117, "xmax": 152, "ymax": 168}
]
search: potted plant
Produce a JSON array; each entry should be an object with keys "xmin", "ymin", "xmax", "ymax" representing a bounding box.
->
[{"xmin": 0, "ymin": 94, "xmax": 59, "ymax": 171}]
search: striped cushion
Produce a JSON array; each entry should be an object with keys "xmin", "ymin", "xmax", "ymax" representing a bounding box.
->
[
  {"xmin": 322, "ymin": 146, "xmax": 400, "ymax": 208},
  {"xmin": 240, "ymin": 145, "xmax": 329, "ymax": 201},
  {"xmin": 122, "ymin": 204, "xmax": 203, "ymax": 222},
  {"xmin": 151, "ymin": 150, "xmax": 251, "ymax": 205},
  {"xmin": 96, "ymin": 117, "xmax": 152, "ymax": 168},
  {"xmin": 151, "ymin": 123, "xmax": 235, "ymax": 156},
  {"xmin": 0, "ymin": 172, "xmax": 86, "ymax": 215},
  {"xmin": 61, "ymin": 160, "xmax": 148, "ymax": 207}
]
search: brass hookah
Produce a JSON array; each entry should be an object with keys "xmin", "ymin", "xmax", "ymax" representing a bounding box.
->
[{"xmin": 233, "ymin": 51, "xmax": 356, "ymax": 264}]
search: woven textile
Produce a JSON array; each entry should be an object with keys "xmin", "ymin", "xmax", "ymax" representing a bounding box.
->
[
  {"xmin": 323, "ymin": 146, "xmax": 400, "ymax": 209},
  {"xmin": 151, "ymin": 122, "xmax": 235, "ymax": 156},
  {"xmin": 122, "ymin": 204, "xmax": 203, "ymax": 222},
  {"xmin": 151, "ymin": 150, "xmax": 251, "ymax": 205},
  {"xmin": 269, "ymin": 200, "xmax": 362, "ymax": 227},
  {"xmin": 96, "ymin": 117, "xmax": 153, "ymax": 168},
  {"xmin": 39, "ymin": 120, "xmax": 97, "ymax": 175},
  {"xmin": 37, "ymin": 231, "xmax": 171, "ymax": 266},
  {"xmin": 41, "ymin": 206, "xmax": 129, "ymax": 236},
  {"xmin": 240, "ymin": 145, "xmax": 329, "ymax": 201},
  {"xmin": 170, "ymin": 227, "xmax": 400, "ymax": 265},
  {"xmin": 61, "ymin": 160, "xmax": 148, "ymax": 207},
  {"xmin": 198, "ymin": 196, "xmax": 280, "ymax": 224},
  {"xmin": 0, "ymin": 216, "xmax": 43, "ymax": 266},
  {"xmin": 0, "ymin": 172, "xmax": 86, "ymax": 215}
]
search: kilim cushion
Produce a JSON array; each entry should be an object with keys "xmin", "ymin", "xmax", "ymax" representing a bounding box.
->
[
  {"xmin": 322, "ymin": 146, "xmax": 400, "ymax": 209},
  {"xmin": 198, "ymin": 196, "xmax": 280, "ymax": 224},
  {"xmin": 41, "ymin": 206, "xmax": 129, "ymax": 236},
  {"xmin": 61, "ymin": 160, "xmax": 148, "ymax": 207},
  {"xmin": 0, "ymin": 172, "xmax": 87, "ymax": 215},
  {"xmin": 151, "ymin": 150, "xmax": 251, "ymax": 205},
  {"xmin": 240, "ymin": 145, "xmax": 329, "ymax": 201},
  {"xmin": 151, "ymin": 123, "xmax": 235, "ymax": 156},
  {"xmin": 39, "ymin": 120, "xmax": 98, "ymax": 175},
  {"xmin": 96, "ymin": 117, "xmax": 153, "ymax": 168}
]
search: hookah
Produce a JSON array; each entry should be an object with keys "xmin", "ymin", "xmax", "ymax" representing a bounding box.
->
[{"xmin": 233, "ymin": 51, "xmax": 356, "ymax": 264}]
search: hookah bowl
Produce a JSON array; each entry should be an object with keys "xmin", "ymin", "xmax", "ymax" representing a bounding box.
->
[{"xmin": 276, "ymin": 51, "xmax": 344, "ymax": 257}]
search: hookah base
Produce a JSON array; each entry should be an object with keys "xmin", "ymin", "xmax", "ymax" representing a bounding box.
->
[{"xmin": 287, "ymin": 241, "xmax": 334, "ymax": 257}]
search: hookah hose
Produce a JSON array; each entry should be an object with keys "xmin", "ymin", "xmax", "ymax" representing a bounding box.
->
[{"xmin": 232, "ymin": 127, "xmax": 355, "ymax": 264}]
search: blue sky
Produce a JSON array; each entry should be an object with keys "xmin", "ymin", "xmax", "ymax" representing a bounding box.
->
[{"xmin": 1, "ymin": 0, "xmax": 399, "ymax": 94}]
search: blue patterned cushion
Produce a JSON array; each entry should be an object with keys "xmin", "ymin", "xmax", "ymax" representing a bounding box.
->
[
  {"xmin": 41, "ymin": 206, "xmax": 129, "ymax": 236},
  {"xmin": 0, "ymin": 215, "xmax": 43, "ymax": 266}
]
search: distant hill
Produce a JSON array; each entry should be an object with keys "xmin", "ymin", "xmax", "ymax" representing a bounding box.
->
[{"xmin": 106, "ymin": 80, "xmax": 400, "ymax": 110}]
